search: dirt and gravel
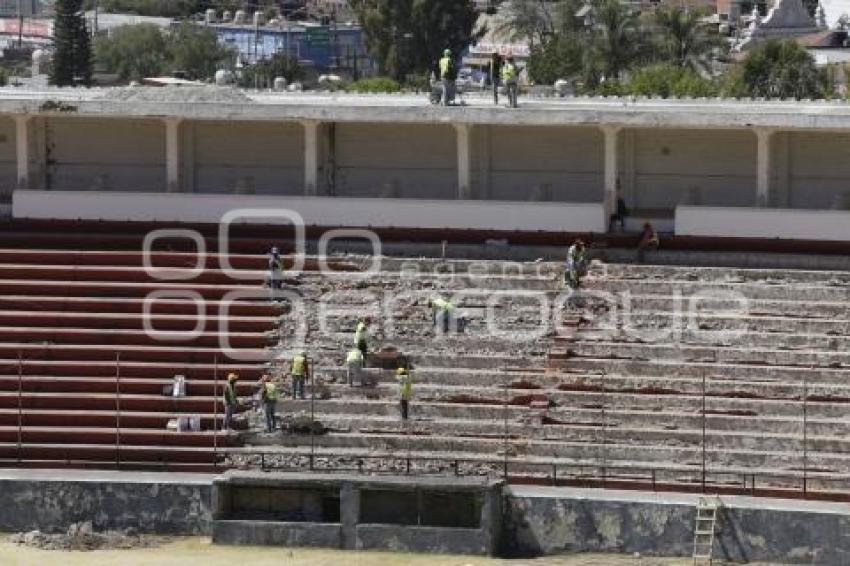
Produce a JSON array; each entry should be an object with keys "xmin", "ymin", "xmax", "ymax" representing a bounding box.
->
[
  {"xmin": 8, "ymin": 522, "xmax": 167, "ymax": 552},
  {"xmin": 102, "ymin": 86, "xmax": 253, "ymax": 104}
]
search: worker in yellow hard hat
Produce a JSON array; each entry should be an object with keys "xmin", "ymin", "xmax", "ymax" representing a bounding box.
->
[
  {"xmin": 397, "ymin": 367, "xmax": 413, "ymax": 421},
  {"xmin": 224, "ymin": 373, "xmax": 239, "ymax": 430}
]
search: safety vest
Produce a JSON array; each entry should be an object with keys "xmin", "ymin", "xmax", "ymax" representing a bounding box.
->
[
  {"xmin": 568, "ymin": 245, "xmax": 585, "ymax": 263},
  {"xmin": 347, "ymin": 349, "xmax": 363, "ymax": 364},
  {"xmin": 432, "ymin": 297, "xmax": 454, "ymax": 311},
  {"xmin": 264, "ymin": 382, "xmax": 279, "ymax": 402},
  {"xmin": 501, "ymin": 62, "xmax": 517, "ymax": 83},
  {"xmin": 354, "ymin": 322, "xmax": 367, "ymax": 345},
  {"xmin": 224, "ymin": 383, "xmax": 237, "ymax": 406},
  {"xmin": 440, "ymin": 56, "xmax": 455, "ymax": 79},
  {"xmin": 291, "ymin": 354, "xmax": 306, "ymax": 376},
  {"xmin": 398, "ymin": 372, "xmax": 413, "ymax": 400}
]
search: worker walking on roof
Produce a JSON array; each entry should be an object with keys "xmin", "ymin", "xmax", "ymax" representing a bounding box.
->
[
  {"xmin": 290, "ymin": 351, "xmax": 308, "ymax": 400},
  {"xmin": 223, "ymin": 373, "xmax": 239, "ymax": 430},
  {"xmin": 397, "ymin": 366, "xmax": 413, "ymax": 421},
  {"xmin": 501, "ymin": 56, "xmax": 519, "ymax": 108},
  {"xmin": 490, "ymin": 52, "xmax": 502, "ymax": 105},
  {"xmin": 258, "ymin": 374, "xmax": 279, "ymax": 433},
  {"xmin": 565, "ymin": 239, "xmax": 588, "ymax": 289},
  {"xmin": 346, "ymin": 347, "xmax": 364, "ymax": 387},
  {"xmin": 428, "ymin": 296, "xmax": 454, "ymax": 334},
  {"xmin": 438, "ymin": 48, "xmax": 457, "ymax": 106}
]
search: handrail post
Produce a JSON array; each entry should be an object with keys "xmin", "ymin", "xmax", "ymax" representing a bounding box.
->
[
  {"xmin": 115, "ymin": 352, "xmax": 121, "ymax": 470},
  {"xmin": 17, "ymin": 350, "xmax": 23, "ymax": 465},
  {"xmin": 213, "ymin": 356, "xmax": 218, "ymax": 471},
  {"xmin": 502, "ymin": 367, "xmax": 509, "ymax": 481},
  {"xmin": 309, "ymin": 356, "xmax": 315, "ymax": 471}
]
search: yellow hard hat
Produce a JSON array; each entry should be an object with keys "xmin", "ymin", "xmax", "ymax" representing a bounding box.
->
[
  {"xmin": 227, "ymin": 373, "xmax": 239, "ymax": 382},
  {"xmin": 397, "ymin": 367, "xmax": 407, "ymax": 375}
]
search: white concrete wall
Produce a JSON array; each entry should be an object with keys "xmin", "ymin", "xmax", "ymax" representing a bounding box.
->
[
  {"xmin": 787, "ymin": 132, "xmax": 850, "ymax": 210},
  {"xmin": 13, "ymin": 190, "xmax": 608, "ymax": 233},
  {"xmin": 676, "ymin": 205, "xmax": 850, "ymax": 241},
  {"xmin": 334, "ymin": 123, "xmax": 456, "ymax": 199},
  {"xmin": 0, "ymin": 117, "xmax": 16, "ymax": 199},
  {"xmin": 631, "ymin": 129, "xmax": 756, "ymax": 209},
  {"xmin": 46, "ymin": 118, "xmax": 165, "ymax": 191},
  {"xmin": 487, "ymin": 126, "xmax": 603, "ymax": 203},
  {"xmin": 190, "ymin": 121, "xmax": 303, "ymax": 195}
]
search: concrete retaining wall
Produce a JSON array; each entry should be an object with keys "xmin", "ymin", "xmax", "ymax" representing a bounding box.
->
[
  {"xmin": 504, "ymin": 486, "xmax": 850, "ymax": 565},
  {"xmin": 12, "ymin": 190, "xmax": 608, "ymax": 232},
  {"xmin": 675, "ymin": 205, "xmax": 850, "ymax": 241},
  {"xmin": 0, "ymin": 469, "xmax": 213, "ymax": 535}
]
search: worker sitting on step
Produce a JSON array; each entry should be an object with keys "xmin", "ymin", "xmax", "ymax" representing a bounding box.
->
[
  {"xmin": 258, "ymin": 374, "xmax": 280, "ymax": 433},
  {"xmin": 397, "ymin": 366, "xmax": 413, "ymax": 421},
  {"xmin": 290, "ymin": 351, "xmax": 308, "ymax": 400},
  {"xmin": 637, "ymin": 221, "xmax": 660, "ymax": 264},
  {"xmin": 346, "ymin": 347, "xmax": 365, "ymax": 387},
  {"xmin": 428, "ymin": 296, "xmax": 455, "ymax": 334},
  {"xmin": 565, "ymin": 239, "xmax": 588, "ymax": 289}
]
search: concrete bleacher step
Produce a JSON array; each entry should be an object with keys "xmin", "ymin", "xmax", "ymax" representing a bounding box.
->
[
  {"xmin": 0, "ymin": 426, "xmax": 238, "ymax": 447},
  {"xmin": 597, "ymin": 264, "xmax": 850, "ymax": 285},
  {"xmin": 0, "ymin": 343, "xmax": 270, "ymax": 363},
  {"xmin": 585, "ymin": 279, "xmax": 850, "ymax": 302},
  {"xmin": 582, "ymin": 312, "xmax": 850, "ymax": 336},
  {"xmin": 0, "ymin": 391, "xmax": 237, "ymax": 413},
  {"xmin": 0, "ymin": 442, "xmax": 225, "ymax": 464},
  {"xmin": 0, "ymin": 359, "xmax": 263, "ymax": 379},
  {"xmin": 0, "ymin": 264, "xmax": 269, "ymax": 286},
  {"xmin": 0, "ymin": 409, "xmax": 225, "ymax": 429},
  {"xmin": 0, "ymin": 375, "xmax": 256, "ymax": 396},
  {"xmin": 0, "ymin": 295, "xmax": 282, "ymax": 317},
  {"xmin": 0, "ymin": 327, "xmax": 273, "ymax": 349},
  {"xmin": 0, "ymin": 311, "xmax": 277, "ymax": 333},
  {"xmin": 594, "ymin": 295, "xmax": 850, "ymax": 320},
  {"xmin": 0, "ymin": 279, "xmax": 271, "ymax": 300}
]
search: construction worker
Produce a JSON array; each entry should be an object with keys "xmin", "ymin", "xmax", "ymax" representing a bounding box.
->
[
  {"xmin": 637, "ymin": 221, "xmax": 660, "ymax": 263},
  {"xmin": 258, "ymin": 374, "xmax": 279, "ymax": 433},
  {"xmin": 354, "ymin": 319, "xmax": 369, "ymax": 359},
  {"xmin": 397, "ymin": 366, "xmax": 413, "ymax": 421},
  {"xmin": 223, "ymin": 373, "xmax": 239, "ymax": 430},
  {"xmin": 565, "ymin": 239, "xmax": 588, "ymax": 289},
  {"xmin": 346, "ymin": 347, "xmax": 364, "ymax": 387},
  {"xmin": 427, "ymin": 296, "xmax": 454, "ymax": 334},
  {"xmin": 490, "ymin": 52, "xmax": 502, "ymax": 105},
  {"xmin": 438, "ymin": 48, "xmax": 456, "ymax": 106},
  {"xmin": 501, "ymin": 56, "xmax": 519, "ymax": 108},
  {"xmin": 290, "ymin": 351, "xmax": 308, "ymax": 400},
  {"xmin": 267, "ymin": 246, "xmax": 283, "ymax": 291}
]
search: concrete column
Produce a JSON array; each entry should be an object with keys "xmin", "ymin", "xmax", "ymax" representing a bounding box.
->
[
  {"xmin": 340, "ymin": 482, "xmax": 359, "ymax": 550},
  {"xmin": 601, "ymin": 125, "xmax": 621, "ymax": 218},
  {"xmin": 456, "ymin": 124, "xmax": 473, "ymax": 200},
  {"xmin": 302, "ymin": 120, "xmax": 320, "ymax": 196},
  {"xmin": 477, "ymin": 125, "xmax": 491, "ymax": 200},
  {"xmin": 14, "ymin": 115, "xmax": 30, "ymax": 190},
  {"xmin": 165, "ymin": 118, "xmax": 182, "ymax": 193},
  {"xmin": 755, "ymin": 127, "xmax": 774, "ymax": 207}
]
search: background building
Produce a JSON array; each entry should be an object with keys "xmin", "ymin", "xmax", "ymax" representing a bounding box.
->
[{"xmin": 0, "ymin": 0, "xmax": 41, "ymax": 17}]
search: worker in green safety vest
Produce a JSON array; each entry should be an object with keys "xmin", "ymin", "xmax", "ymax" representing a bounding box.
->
[
  {"xmin": 223, "ymin": 373, "xmax": 239, "ymax": 430},
  {"xmin": 259, "ymin": 374, "xmax": 280, "ymax": 432},
  {"xmin": 290, "ymin": 351, "xmax": 308, "ymax": 400},
  {"xmin": 397, "ymin": 366, "xmax": 413, "ymax": 421},
  {"xmin": 428, "ymin": 296, "xmax": 454, "ymax": 334},
  {"xmin": 501, "ymin": 56, "xmax": 519, "ymax": 108}
]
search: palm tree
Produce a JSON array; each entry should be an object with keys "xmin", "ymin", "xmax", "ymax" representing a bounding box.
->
[
  {"xmin": 653, "ymin": 6, "xmax": 723, "ymax": 72},
  {"xmin": 590, "ymin": 0, "xmax": 646, "ymax": 81}
]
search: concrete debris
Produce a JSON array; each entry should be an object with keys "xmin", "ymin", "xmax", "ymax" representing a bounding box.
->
[
  {"xmin": 10, "ymin": 522, "xmax": 166, "ymax": 551},
  {"xmin": 102, "ymin": 86, "xmax": 253, "ymax": 104}
]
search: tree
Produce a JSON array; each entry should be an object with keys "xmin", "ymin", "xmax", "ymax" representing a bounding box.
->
[
  {"xmin": 729, "ymin": 38, "xmax": 831, "ymax": 99},
  {"xmin": 169, "ymin": 23, "xmax": 234, "ymax": 81},
  {"xmin": 527, "ymin": 33, "xmax": 584, "ymax": 84},
  {"xmin": 350, "ymin": 0, "xmax": 481, "ymax": 81},
  {"xmin": 589, "ymin": 0, "xmax": 646, "ymax": 81},
  {"xmin": 52, "ymin": 0, "xmax": 93, "ymax": 86},
  {"xmin": 95, "ymin": 24, "xmax": 170, "ymax": 81},
  {"xmin": 652, "ymin": 7, "xmax": 724, "ymax": 72}
]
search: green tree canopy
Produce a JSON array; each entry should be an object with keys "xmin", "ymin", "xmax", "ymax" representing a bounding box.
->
[
  {"xmin": 651, "ymin": 6, "xmax": 724, "ymax": 72},
  {"xmin": 52, "ymin": 0, "xmax": 93, "ymax": 86},
  {"xmin": 730, "ymin": 38, "xmax": 830, "ymax": 99},
  {"xmin": 350, "ymin": 0, "xmax": 482, "ymax": 81},
  {"xmin": 94, "ymin": 22, "xmax": 234, "ymax": 82},
  {"xmin": 95, "ymin": 23, "xmax": 170, "ymax": 81}
]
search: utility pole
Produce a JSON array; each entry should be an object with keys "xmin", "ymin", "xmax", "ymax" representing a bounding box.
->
[{"xmin": 17, "ymin": 0, "xmax": 23, "ymax": 48}]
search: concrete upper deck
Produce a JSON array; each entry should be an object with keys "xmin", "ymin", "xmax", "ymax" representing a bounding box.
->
[{"xmin": 1, "ymin": 87, "xmax": 850, "ymax": 130}]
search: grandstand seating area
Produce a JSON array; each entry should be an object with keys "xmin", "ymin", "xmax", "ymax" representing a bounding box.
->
[
  {"xmin": 1, "ymin": 221, "xmax": 849, "ymax": 497},
  {"xmin": 267, "ymin": 259, "xmax": 850, "ymax": 497}
]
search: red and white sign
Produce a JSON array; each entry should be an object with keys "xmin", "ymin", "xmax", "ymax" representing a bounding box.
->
[
  {"xmin": 470, "ymin": 42, "xmax": 531, "ymax": 58},
  {"xmin": 0, "ymin": 18, "xmax": 52, "ymax": 39}
]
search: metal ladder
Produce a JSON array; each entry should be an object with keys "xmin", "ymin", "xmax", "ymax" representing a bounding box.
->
[{"xmin": 693, "ymin": 496, "xmax": 723, "ymax": 565}]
